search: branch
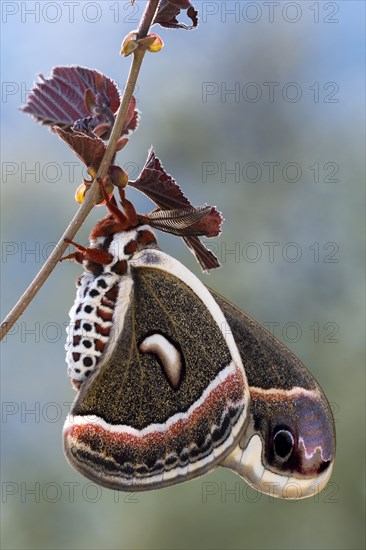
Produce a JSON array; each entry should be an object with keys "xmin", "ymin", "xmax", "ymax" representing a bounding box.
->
[{"xmin": 0, "ymin": 0, "xmax": 160, "ymax": 342}]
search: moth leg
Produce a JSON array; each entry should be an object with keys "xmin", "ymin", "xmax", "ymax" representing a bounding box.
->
[
  {"xmin": 118, "ymin": 187, "xmax": 139, "ymax": 227},
  {"xmin": 98, "ymin": 178, "xmax": 128, "ymax": 226},
  {"xmin": 62, "ymin": 238, "xmax": 113, "ymax": 265}
]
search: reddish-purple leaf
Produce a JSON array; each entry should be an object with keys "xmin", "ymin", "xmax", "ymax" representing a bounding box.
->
[
  {"xmin": 130, "ymin": 148, "xmax": 191, "ymax": 209},
  {"xmin": 21, "ymin": 66, "xmax": 120, "ymax": 129},
  {"xmin": 72, "ymin": 97, "xmax": 139, "ymax": 141},
  {"xmin": 130, "ymin": 148, "xmax": 222, "ymax": 270},
  {"xmin": 190, "ymin": 206, "xmax": 223, "ymax": 238},
  {"xmin": 53, "ymin": 126, "xmax": 106, "ymax": 170},
  {"xmin": 121, "ymin": 96, "xmax": 140, "ymax": 136},
  {"xmin": 153, "ymin": 0, "xmax": 198, "ymax": 29}
]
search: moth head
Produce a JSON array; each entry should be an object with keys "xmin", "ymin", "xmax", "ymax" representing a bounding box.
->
[{"xmin": 223, "ymin": 387, "xmax": 336, "ymax": 499}]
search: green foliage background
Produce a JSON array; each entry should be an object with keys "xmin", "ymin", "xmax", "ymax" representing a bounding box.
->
[{"xmin": 1, "ymin": 1, "xmax": 365, "ymax": 549}]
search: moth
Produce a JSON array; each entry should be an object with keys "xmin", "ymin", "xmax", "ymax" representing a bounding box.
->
[{"xmin": 63, "ymin": 186, "xmax": 336, "ymax": 500}]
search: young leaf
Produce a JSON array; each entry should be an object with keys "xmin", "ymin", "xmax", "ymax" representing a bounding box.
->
[
  {"xmin": 73, "ymin": 96, "xmax": 139, "ymax": 140},
  {"xmin": 21, "ymin": 66, "xmax": 120, "ymax": 129},
  {"xmin": 53, "ymin": 126, "xmax": 107, "ymax": 170},
  {"xmin": 153, "ymin": 0, "xmax": 198, "ymax": 30},
  {"xmin": 130, "ymin": 148, "xmax": 192, "ymax": 209},
  {"xmin": 130, "ymin": 148, "xmax": 221, "ymax": 270},
  {"xmin": 121, "ymin": 96, "xmax": 140, "ymax": 136}
]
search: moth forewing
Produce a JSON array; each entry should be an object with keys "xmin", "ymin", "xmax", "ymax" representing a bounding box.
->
[{"xmin": 64, "ymin": 236, "xmax": 250, "ymax": 491}]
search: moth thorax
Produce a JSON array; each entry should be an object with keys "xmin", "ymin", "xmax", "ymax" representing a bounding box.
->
[{"xmin": 102, "ymin": 226, "xmax": 158, "ymax": 262}]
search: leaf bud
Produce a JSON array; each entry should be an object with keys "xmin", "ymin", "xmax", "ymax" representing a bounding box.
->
[{"xmin": 121, "ymin": 31, "xmax": 139, "ymax": 57}]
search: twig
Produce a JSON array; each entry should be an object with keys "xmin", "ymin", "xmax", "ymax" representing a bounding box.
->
[
  {"xmin": 138, "ymin": 0, "xmax": 160, "ymax": 38},
  {"xmin": 0, "ymin": 0, "xmax": 160, "ymax": 341}
]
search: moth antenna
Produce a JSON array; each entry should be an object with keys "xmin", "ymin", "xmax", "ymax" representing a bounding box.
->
[{"xmin": 139, "ymin": 205, "xmax": 212, "ymax": 236}]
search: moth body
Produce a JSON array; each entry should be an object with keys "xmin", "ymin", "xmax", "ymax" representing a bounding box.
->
[{"xmin": 66, "ymin": 226, "xmax": 155, "ymax": 388}]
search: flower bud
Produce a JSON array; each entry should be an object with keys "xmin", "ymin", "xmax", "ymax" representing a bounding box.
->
[{"xmin": 75, "ymin": 183, "xmax": 88, "ymax": 204}]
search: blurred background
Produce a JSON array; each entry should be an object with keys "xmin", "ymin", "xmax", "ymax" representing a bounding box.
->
[{"xmin": 1, "ymin": 1, "xmax": 365, "ymax": 549}]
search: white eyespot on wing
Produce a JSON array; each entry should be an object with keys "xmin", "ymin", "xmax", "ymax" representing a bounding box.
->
[{"xmin": 139, "ymin": 334, "xmax": 183, "ymax": 390}]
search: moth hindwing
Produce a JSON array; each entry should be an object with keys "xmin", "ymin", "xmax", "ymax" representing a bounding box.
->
[
  {"xmin": 212, "ymin": 291, "xmax": 336, "ymax": 500},
  {"xmin": 64, "ymin": 225, "xmax": 250, "ymax": 491}
]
